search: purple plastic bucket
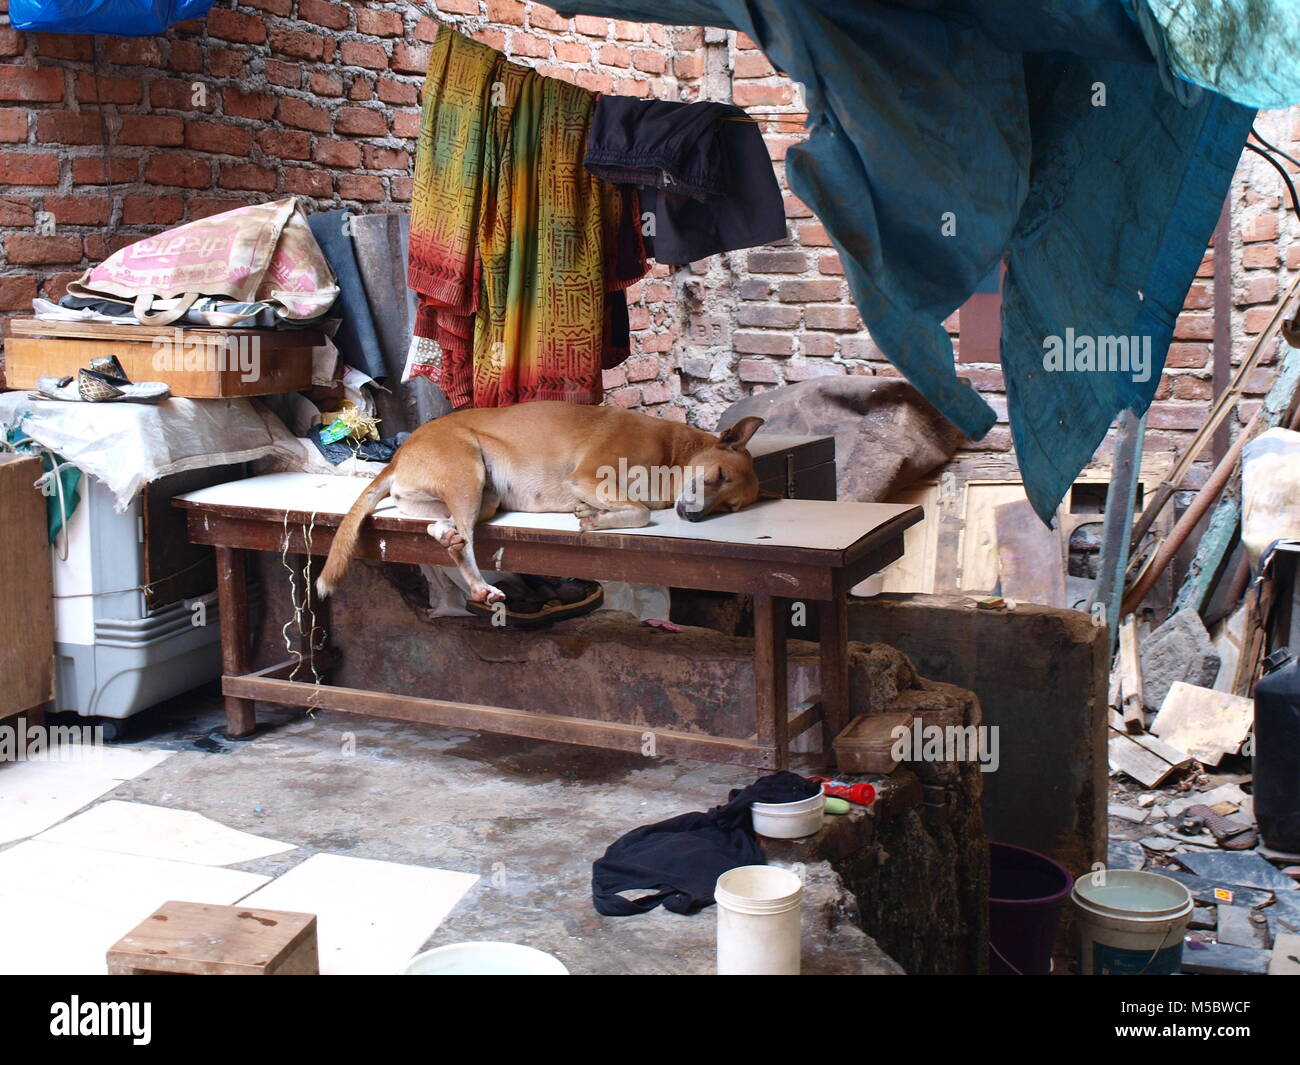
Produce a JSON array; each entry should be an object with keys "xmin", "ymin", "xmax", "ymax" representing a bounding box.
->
[{"xmin": 988, "ymin": 841, "xmax": 1073, "ymax": 975}]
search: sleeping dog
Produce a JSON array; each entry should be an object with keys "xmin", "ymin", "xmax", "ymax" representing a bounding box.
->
[{"xmin": 316, "ymin": 401, "xmax": 765, "ymax": 603}]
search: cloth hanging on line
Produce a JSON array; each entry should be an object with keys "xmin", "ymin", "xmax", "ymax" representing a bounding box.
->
[
  {"xmin": 585, "ymin": 97, "xmax": 787, "ymax": 265},
  {"xmin": 408, "ymin": 26, "xmax": 646, "ymax": 409}
]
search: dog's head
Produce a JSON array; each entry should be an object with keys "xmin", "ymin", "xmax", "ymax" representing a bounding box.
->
[{"xmin": 675, "ymin": 416, "xmax": 766, "ymax": 522}]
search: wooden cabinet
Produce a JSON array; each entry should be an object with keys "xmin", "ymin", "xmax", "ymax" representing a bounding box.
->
[{"xmin": 0, "ymin": 454, "xmax": 54, "ymax": 719}]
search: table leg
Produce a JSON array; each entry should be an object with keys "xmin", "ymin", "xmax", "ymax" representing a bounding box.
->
[
  {"xmin": 754, "ymin": 593, "xmax": 789, "ymax": 770},
  {"xmin": 819, "ymin": 578, "xmax": 850, "ymax": 753},
  {"xmin": 216, "ymin": 545, "xmax": 256, "ymax": 738}
]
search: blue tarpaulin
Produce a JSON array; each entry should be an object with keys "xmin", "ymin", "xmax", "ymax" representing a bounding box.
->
[
  {"xmin": 561, "ymin": 0, "xmax": 1262, "ymax": 521},
  {"xmin": 10, "ymin": 0, "xmax": 213, "ymax": 36}
]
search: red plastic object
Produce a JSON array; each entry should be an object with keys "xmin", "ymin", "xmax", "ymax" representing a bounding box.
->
[{"xmin": 810, "ymin": 776, "xmax": 876, "ymax": 807}]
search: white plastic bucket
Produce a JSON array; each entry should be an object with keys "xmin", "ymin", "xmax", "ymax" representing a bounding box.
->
[
  {"xmin": 715, "ymin": 865, "xmax": 804, "ymax": 975},
  {"xmin": 404, "ymin": 942, "xmax": 569, "ymax": 975},
  {"xmin": 1071, "ymin": 870, "xmax": 1193, "ymax": 975},
  {"xmin": 750, "ymin": 789, "xmax": 825, "ymax": 839}
]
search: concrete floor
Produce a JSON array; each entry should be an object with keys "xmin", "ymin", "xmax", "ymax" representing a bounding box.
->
[{"xmin": 78, "ymin": 684, "xmax": 900, "ymax": 975}]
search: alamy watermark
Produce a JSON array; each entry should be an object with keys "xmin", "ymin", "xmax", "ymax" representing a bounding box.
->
[
  {"xmin": 151, "ymin": 328, "xmax": 262, "ymax": 383},
  {"xmin": 890, "ymin": 720, "xmax": 1000, "ymax": 773},
  {"xmin": 0, "ymin": 722, "xmax": 105, "ymax": 762},
  {"xmin": 1042, "ymin": 328, "xmax": 1152, "ymax": 384}
]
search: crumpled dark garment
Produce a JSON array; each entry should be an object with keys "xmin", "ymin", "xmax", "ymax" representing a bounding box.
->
[
  {"xmin": 311, "ymin": 430, "xmax": 410, "ymax": 466},
  {"xmin": 586, "ymin": 96, "xmax": 787, "ymax": 265},
  {"xmin": 591, "ymin": 771, "xmax": 819, "ymax": 916}
]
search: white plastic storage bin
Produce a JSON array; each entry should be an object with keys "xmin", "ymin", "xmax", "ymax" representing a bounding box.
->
[{"xmin": 50, "ymin": 470, "xmax": 235, "ymax": 723}]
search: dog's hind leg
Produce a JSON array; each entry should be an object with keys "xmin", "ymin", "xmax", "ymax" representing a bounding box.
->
[
  {"xmin": 418, "ymin": 442, "xmax": 504, "ymax": 602},
  {"xmin": 566, "ymin": 465, "xmax": 653, "ymax": 531}
]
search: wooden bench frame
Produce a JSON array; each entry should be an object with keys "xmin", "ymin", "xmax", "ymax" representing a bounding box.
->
[{"xmin": 178, "ymin": 499, "xmax": 920, "ymax": 769}]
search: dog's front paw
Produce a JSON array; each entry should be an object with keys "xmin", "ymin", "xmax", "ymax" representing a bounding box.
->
[{"xmin": 470, "ymin": 582, "xmax": 506, "ymax": 603}]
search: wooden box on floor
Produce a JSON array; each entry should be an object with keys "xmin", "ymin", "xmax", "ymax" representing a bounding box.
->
[
  {"xmin": 107, "ymin": 901, "xmax": 319, "ymax": 975},
  {"xmin": 0, "ymin": 453, "xmax": 54, "ymax": 722},
  {"xmin": 2, "ymin": 319, "xmax": 320, "ymax": 398}
]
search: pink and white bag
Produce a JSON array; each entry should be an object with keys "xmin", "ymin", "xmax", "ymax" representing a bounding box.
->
[{"xmin": 66, "ymin": 197, "xmax": 339, "ymax": 327}]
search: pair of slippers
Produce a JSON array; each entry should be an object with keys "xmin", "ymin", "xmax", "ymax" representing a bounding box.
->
[
  {"xmin": 465, "ymin": 575, "xmax": 603, "ymax": 629},
  {"xmin": 32, "ymin": 355, "xmax": 170, "ymax": 404}
]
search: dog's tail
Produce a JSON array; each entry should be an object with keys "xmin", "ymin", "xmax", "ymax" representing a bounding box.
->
[{"xmin": 316, "ymin": 464, "xmax": 396, "ymax": 599}]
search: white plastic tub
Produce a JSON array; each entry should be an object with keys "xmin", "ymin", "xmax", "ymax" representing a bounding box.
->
[
  {"xmin": 404, "ymin": 942, "xmax": 568, "ymax": 975},
  {"xmin": 750, "ymin": 788, "xmax": 825, "ymax": 839},
  {"xmin": 715, "ymin": 865, "xmax": 804, "ymax": 975}
]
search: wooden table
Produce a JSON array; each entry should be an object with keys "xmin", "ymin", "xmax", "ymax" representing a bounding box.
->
[{"xmin": 177, "ymin": 473, "xmax": 921, "ymax": 770}]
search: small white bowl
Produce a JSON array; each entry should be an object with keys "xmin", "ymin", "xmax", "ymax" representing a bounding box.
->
[
  {"xmin": 750, "ymin": 788, "xmax": 825, "ymax": 839},
  {"xmin": 404, "ymin": 941, "xmax": 569, "ymax": 975}
]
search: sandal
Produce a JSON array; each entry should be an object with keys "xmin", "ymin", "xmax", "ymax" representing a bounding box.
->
[
  {"xmin": 1177, "ymin": 803, "xmax": 1259, "ymax": 850},
  {"xmin": 465, "ymin": 575, "xmax": 603, "ymax": 629}
]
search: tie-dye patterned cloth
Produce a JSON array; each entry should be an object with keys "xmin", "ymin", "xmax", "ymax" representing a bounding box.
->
[{"xmin": 409, "ymin": 27, "xmax": 642, "ymax": 409}]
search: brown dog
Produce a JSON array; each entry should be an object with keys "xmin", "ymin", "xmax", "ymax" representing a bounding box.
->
[{"xmin": 317, "ymin": 401, "xmax": 765, "ymax": 603}]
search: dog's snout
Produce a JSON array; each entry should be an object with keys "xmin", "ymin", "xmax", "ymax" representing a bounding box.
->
[{"xmin": 676, "ymin": 500, "xmax": 705, "ymax": 522}]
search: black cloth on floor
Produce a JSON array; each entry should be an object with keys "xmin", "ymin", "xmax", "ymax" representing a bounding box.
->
[
  {"xmin": 591, "ymin": 771, "xmax": 819, "ymax": 916},
  {"xmin": 584, "ymin": 97, "xmax": 786, "ymax": 266}
]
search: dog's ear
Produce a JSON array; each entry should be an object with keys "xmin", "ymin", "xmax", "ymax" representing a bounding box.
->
[{"xmin": 718, "ymin": 416, "xmax": 764, "ymax": 450}]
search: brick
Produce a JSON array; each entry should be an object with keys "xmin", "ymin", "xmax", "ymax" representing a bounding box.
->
[
  {"xmin": 800, "ymin": 333, "xmax": 836, "ymax": 356},
  {"xmin": 602, "ymin": 367, "xmax": 628, "ymax": 389},
  {"xmin": 220, "ymin": 163, "xmax": 277, "ymax": 192},
  {"xmin": 1234, "ymin": 275, "xmax": 1277, "ymax": 306},
  {"xmin": 209, "ymin": 49, "xmax": 247, "ymax": 79},
  {"xmin": 1173, "ymin": 314, "xmax": 1213, "ymax": 341},
  {"xmin": 36, "ymin": 36, "xmax": 92, "ymax": 61},
  {"xmin": 0, "ymin": 108, "xmax": 24, "ymax": 142},
  {"xmin": 348, "ymin": 77, "xmax": 373, "ymax": 101},
  {"xmin": 168, "ymin": 40, "xmax": 204, "ymax": 73},
  {"xmin": 785, "ymin": 360, "xmax": 845, "ymax": 382},
  {"xmin": 640, "ymin": 380, "xmax": 674, "ymax": 404},
  {"xmin": 299, "ymin": 0, "xmax": 349, "ymax": 30},
  {"xmin": 270, "ymin": 27, "xmax": 326, "ymax": 61},
  {"xmin": 391, "ymin": 175, "xmax": 413, "ymax": 201},
  {"xmin": 734, "ymin": 83, "xmax": 793, "ymax": 108},
  {"xmin": 119, "ymin": 114, "xmax": 184, "ymax": 146},
  {"xmin": 338, "ymin": 174, "xmax": 385, "ymax": 201},
  {"xmin": 278, "ymin": 96, "xmax": 331, "ymax": 132},
  {"xmin": 313, "ymin": 138, "xmax": 362, "ymax": 167},
  {"xmin": 244, "ymin": 0, "xmax": 292, "ymax": 13},
  {"xmin": 672, "ymin": 53, "xmax": 702, "ymax": 79},
  {"xmin": 150, "ymin": 78, "xmax": 213, "ymax": 111},
  {"xmin": 186, "ymin": 121, "xmax": 254, "ymax": 156},
  {"xmin": 734, "ymin": 331, "xmax": 793, "ymax": 356},
  {"xmin": 357, "ymin": 8, "xmax": 404, "ymax": 35},
  {"xmin": 44, "ymin": 194, "xmax": 109, "ymax": 225},
  {"xmin": 576, "ymin": 71, "xmax": 614, "ymax": 94},
  {"xmin": 341, "ymin": 40, "xmax": 388, "ymax": 69},
  {"xmin": 1241, "ymin": 213, "xmax": 1278, "ymax": 243},
  {"xmin": 734, "ymin": 52, "xmax": 774, "ymax": 78},
  {"xmin": 599, "ymin": 44, "xmax": 631, "ymax": 68},
  {"xmin": 0, "ymin": 65, "xmax": 63, "ymax": 102},
  {"xmin": 631, "ymin": 50, "xmax": 666, "ymax": 74},
  {"xmin": 71, "ymin": 156, "xmax": 137, "ymax": 184},
  {"xmin": 747, "ymin": 249, "xmax": 805, "ymax": 273},
  {"xmin": 529, "ymin": 4, "xmax": 570, "ymax": 31},
  {"xmin": 335, "ymin": 106, "xmax": 387, "ymax": 135},
  {"xmin": 0, "ymin": 272, "xmax": 38, "ymax": 309},
  {"xmin": 554, "ymin": 41, "xmax": 590, "ymax": 63},
  {"xmin": 0, "ymin": 195, "xmax": 34, "ymax": 225},
  {"xmin": 798, "ymin": 222, "xmax": 830, "ymax": 246},
  {"xmin": 511, "ymin": 33, "xmax": 550, "ymax": 60},
  {"xmin": 0, "ymin": 151, "xmax": 58, "ymax": 184},
  {"xmin": 377, "ymin": 77, "xmax": 418, "ymax": 105},
  {"xmin": 143, "ymin": 153, "xmax": 212, "ymax": 188},
  {"xmin": 310, "ymin": 71, "xmax": 344, "ymax": 97},
  {"xmin": 1241, "ymin": 243, "xmax": 1278, "ymax": 269},
  {"xmin": 1145, "ymin": 402, "xmax": 1207, "ymax": 431},
  {"xmin": 207, "ymin": 8, "xmax": 266, "ymax": 44},
  {"xmin": 819, "ymin": 252, "xmax": 843, "ymax": 275},
  {"xmin": 575, "ymin": 14, "xmax": 609, "ymax": 37},
  {"xmin": 121, "ymin": 194, "xmax": 184, "ymax": 225},
  {"xmin": 737, "ymin": 358, "xmax": 779, "ymax": 383},
  {"xmin": 487, "ymin": 0, "xmax": 525, "ymax": 25},
  {"xmin": 804, "ymin": 305, "xmax": 861, "ymax": 331},
  {"xmin": 267, "ymin": 60, "xmax": 304, "ymax": 89},
  {"xmin": 283, "ymin": 167, "xmax": 333, "ymax": 198},
  {"xmin": 736, "ymin": 305, "xmax": 800, "ymax": 329},
  {"xmin": 391, "ymin": 43, "xmax": 429, "ymax": 74},
  {"xmin": 225, "ymin": 89, "xmax": 276, "ymax": 121},
  {"xmin": 777, "ymin": 279, "xmax": 841, "ymax": 302},
  {"xmin": 609, "ymin": 386, "xmax": 642, "ymax": 407},
  {"xmin": 4, "ymin": 234, "xmax": 81, "ymax": 264},
  {"xmin": 362, "ymin": 145, "xmax": 409, "ymax": 170},
  {"xmin": 35, "ymin": 110, "xmax": 100, "ymax": 145},
  {"xmin": 624, "ymin": 356, "xmax": 660, "ymax": 382},
  {"xmin": 1165, "ymin": 343, "xmax": 1208, "ymax": 369},
  {"xmin": 257, "ymin": 128, "xmax": 311, "ymax": 161},
  {"xmin": 106, "ymin": 38, "xmax": 162, "ymax": 66}
]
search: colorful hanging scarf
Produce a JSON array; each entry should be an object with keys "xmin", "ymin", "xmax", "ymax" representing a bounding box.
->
[{"xmin": 409, "ymin": 27, "xmax": 644, "ymax": 409}]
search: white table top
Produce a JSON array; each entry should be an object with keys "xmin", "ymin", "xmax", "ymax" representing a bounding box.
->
[{"xmin": 177, "ymin": 472, "xmax": 921, "ymax": 552}]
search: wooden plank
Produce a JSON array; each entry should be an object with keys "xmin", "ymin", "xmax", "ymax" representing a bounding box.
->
[
  {"xmin": 1150, "ymin": 681, "xmax": 1254, "ymax": 766},
  {"xmin": 1108, "ymin": 730, "xmax": 1181, "ymax": 787},
  {"xmin": 1090, "ymin": 409, "xmax": 1146, "ymax": 649},
  {"xmin": 753, "ymin": 594, "xmax": 789, "ymax": 769},
  {"xmin": 1125, "ymin": 730, "xmax": 1193, "ymax": 771},
  {"xmin": 6, "ymin": 317, "xmax": 323, "ymax": 347},
  {"xmin": 223, "ymin": 672, "xmax": 780, "ymax": 768},
  {"xmin": 994, "ymin": 499, "xmax": 1066, "ymax": 606},
  {"xmin": 1117, "ymin": 614, "xmax": 1145, "ymax": 732},
  {"xmin": 215, "ymin": 546, "xmax": 256, "ymax": 738},
  {"xmin": 0, "ymin": 454, "xmax": 54, "ymax": 718},
  {"xmin": 819, "ymin": 575, "xmax": 850, "ymax": 752}
]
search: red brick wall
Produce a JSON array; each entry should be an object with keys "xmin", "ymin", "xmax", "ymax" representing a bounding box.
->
[{"xmin": 0, "ymin": 2, "xmax": 1292, "ymax": 466}]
